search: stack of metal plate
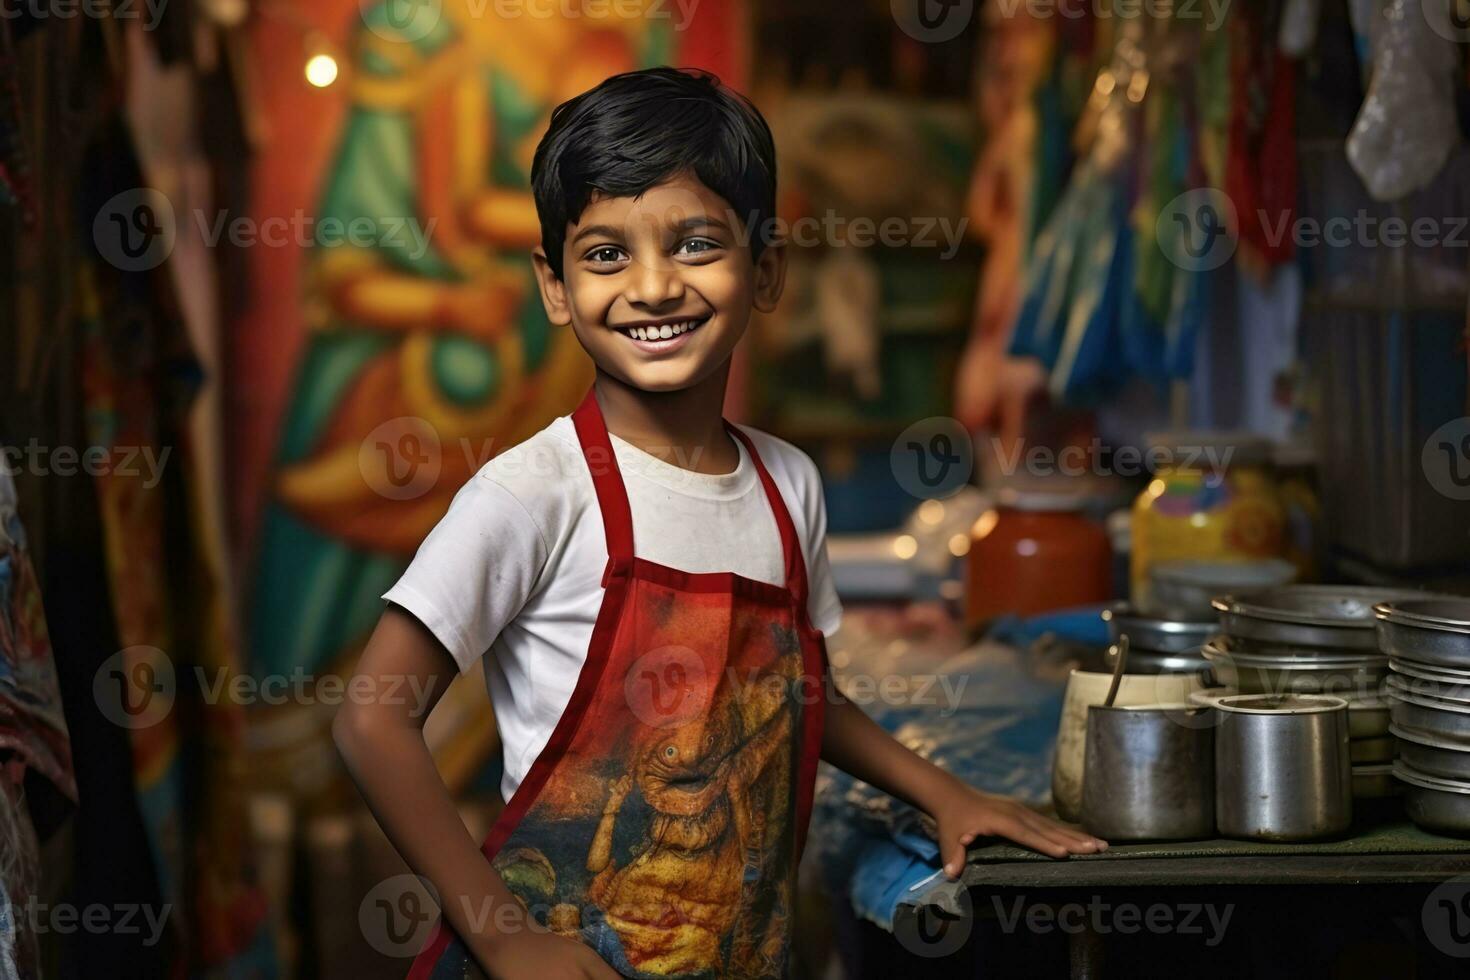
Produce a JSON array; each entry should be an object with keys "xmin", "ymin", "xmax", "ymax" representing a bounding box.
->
[
  {"xmin": 1379, "ymin": 599, "xmax": 1470, "ymax": 834},
  {"xmin": 1209, "ymin": 586, "xmax": 1433, "ymax": 797},
  {"xmin": 1100, "ymin": 603, "xmax": 1214, "ymax": 675}
]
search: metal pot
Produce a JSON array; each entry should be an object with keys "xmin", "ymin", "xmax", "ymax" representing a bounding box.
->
[
  {"xmin": 1081, "ymin": 704, "xmax": 1215, "ymax": 841},
  {"xmin": 1202, "ymin": 639, "xmax": 1388, "ymax": 700},
  {"xmin": 1214, "ymin": 694, "xmax": 1353, "ymax": 841},
  {"xmin": 1051, "ymin": 669, "xmax": 1209, "ymax": 822},
  {"xmin": 1391, "ymin": 724, "xmax": 1470, "ymax": 781},
  {"xmin": 1214, "ymin": 586, "xmax": 1435, "ymax": 651},
  {"xmin": 1102, "ymin": 603, "xmax": 1217, "ymax": 654},
  {"xmin": 1394, "ymin": 761, "xmax": 1470, "ymax": 837},
  {"xmin": 1376, "ymin": 599, "xmax": 1470, "ymax": 670}
]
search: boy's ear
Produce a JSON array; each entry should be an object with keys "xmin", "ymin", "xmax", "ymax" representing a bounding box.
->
[
  {"xmin": 752, "ymin": 241, "xmax": 787, "ymax": 314},
  {"xmin": 532, "ymin": 247, "xmax": 573, "ymax": 326}
]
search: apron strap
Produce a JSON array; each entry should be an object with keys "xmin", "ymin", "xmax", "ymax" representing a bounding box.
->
[
  {"xmin": 727, "ymin": 424, "xmax": 811, "ymax": 608},
  {"xmin": 570, "ymin": 388, "xmax": 811, "ymax": 606},
  {"xmin": 571, "ymin": 389, "xmax": 635, "ymax": 565}
]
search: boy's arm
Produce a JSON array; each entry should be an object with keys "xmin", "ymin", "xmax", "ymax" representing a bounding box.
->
[
  {"xmin": 333, "ymin": 607, "xmax": 618, "ymax": 979},
  {"xmin": 818, "ymin": 677, "xmax": 1106, "ymax": 879}
]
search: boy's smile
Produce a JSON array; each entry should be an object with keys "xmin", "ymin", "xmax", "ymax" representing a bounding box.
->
[{"xmin": 533, "ymin": 172, "xmax": 784, "ymax": 394}]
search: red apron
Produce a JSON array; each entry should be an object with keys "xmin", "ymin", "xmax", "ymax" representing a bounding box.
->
[{"xmin": 409, "ymin": 389, "xmax": 828, "ymax": 979}]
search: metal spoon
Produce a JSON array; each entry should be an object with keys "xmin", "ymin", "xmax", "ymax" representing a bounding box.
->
[{"xmin": 1104, "ymin": 635, "xmax": 1130, "ymax": 708}]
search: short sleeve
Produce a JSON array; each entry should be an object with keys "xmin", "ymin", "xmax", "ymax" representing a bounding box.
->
[
  {"xmin": 382, "ymin": 475, "xmax": 549, "ymax": 673},
  {"xmin": 797, "ymin": 459, "xmax": 843, "ymax": 636}
]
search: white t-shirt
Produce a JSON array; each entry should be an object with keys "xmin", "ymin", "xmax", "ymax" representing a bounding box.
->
[{"xmin": 382, "ymin": 415, "xmax": 843, "ymax": 801}]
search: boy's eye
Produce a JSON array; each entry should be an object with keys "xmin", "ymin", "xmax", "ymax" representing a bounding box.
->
[
  {"xmin": 585, "ymin": 245, "xmax": 627, "ymax": 265},
  {"xmin": 676, "ymin": 238, "xmax": 721, "ymax": 258}
]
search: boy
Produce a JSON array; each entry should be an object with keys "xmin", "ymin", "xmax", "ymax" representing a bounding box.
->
[{"xmin": 335, "ymin": 67, "xmax": 1104, "ymax": 980}]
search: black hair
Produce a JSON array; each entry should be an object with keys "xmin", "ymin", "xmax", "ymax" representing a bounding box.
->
[{"xmin": 531, "ymin": 67, "xmax": 777, "ymax": 279}]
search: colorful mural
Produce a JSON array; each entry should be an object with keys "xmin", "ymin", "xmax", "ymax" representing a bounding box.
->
[{"xmin": 236, "ymin": 1, "xmax": 747, "ymax": 793}]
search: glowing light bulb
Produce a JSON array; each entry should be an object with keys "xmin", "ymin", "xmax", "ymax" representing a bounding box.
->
[{"xmin": 305, "ymin": 54, "xmax": 339, "ymax": 88}]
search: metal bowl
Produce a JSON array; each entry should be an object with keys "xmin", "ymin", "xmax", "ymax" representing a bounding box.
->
[
  {"xmin": 1385, "ymin": 670, "xmax": 1470, "ymax": 705},
  {"xmin": 1387, "ymin": 686, "xmax": 1470, "ymax": 745},
  {"xmin": 1104, "ymin": 642, "xmax": 1210, "ymax": 676},
  {"xmin": 1202, "ymin": 639, "xmax": 1388, "ymax": 700},
  {"xmin": 1391, "ymin": 724, "xmax": 1470, "ymax": 781},
  {"xmin": 1394, "ymin": 761, "xmax": 1470, "ymax": 837},
  {"xmin": 1376, "ymin": 600, "xmax": 1470, "ymax": 670},
  {"xmin": 1390, "ymin": 657, "xmax": 1470, "ymax": 683},
  {"xmin": 1102, "ymin": 603, "xmax": 1217, "ymax": 654},
  {"xmin": 1215, "ymin": 586, "xmax": 1439, "ymax": 651},
  {"xmin": 1382, "ymin": 598, "xmax": 1470, "ymax": 630},
  {"xmin": 1222, "ymin": 633, "xmax": 1387, "ymax": 661}
]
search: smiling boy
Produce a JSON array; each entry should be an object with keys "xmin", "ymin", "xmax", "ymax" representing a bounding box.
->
[{"xmin": 335, "ymin": 67, "xmax": 1103, "ymax": 980}]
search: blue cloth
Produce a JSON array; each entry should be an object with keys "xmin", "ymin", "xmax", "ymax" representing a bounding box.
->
[
  {"xmin": 986, "ymin": 604, "xmax": 1110, "ymax": 650},
  {"xmin": 811, "ymin": 638, "xmax": 1070, "ymax": 930}
]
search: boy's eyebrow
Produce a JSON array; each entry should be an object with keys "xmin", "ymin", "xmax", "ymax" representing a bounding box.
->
[
  {"xmin": 570, "ymin": 213, "xmax": 733, "ymax": 246},
  {"xmin": 672, "ymin": 213, "xmax": 731, "ymax": 234},
  {"xmin": 570, "ymin": 223, "xmax": 626, "ymax": 245}
]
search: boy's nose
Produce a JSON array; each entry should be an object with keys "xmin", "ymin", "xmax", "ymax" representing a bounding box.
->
[{"xmin": 625, "ymin": 259, "xmax": 686, "ymax": 309}]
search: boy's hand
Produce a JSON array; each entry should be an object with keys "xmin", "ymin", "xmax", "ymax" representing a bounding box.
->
[
  {"xmin": 476, "ymin": 931, "xmax": 621, "ymax": 979},
  {"xmin": 929, "ymin": 781, "xmax": 1107, "ymax": 879}
]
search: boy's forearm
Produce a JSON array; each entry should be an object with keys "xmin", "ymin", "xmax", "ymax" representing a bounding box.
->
[
  {"xmin": 818, "ymin": 680, "xmax": 964, "ymax": 819},
  {"xmin": 334, "ymin": 712, "xmax": 524, "ymax": 962}
]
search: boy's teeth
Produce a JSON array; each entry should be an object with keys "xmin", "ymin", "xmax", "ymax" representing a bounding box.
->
[{"xmin": 626, "ymin": 320, "xmax": 701, "ymax": 341}]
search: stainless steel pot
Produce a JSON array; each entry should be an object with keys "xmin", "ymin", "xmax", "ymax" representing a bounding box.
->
[
  {"xmin": 1214, "ymin": 694, "xmax": 1353, "ymax": 841},
  {"xmin": 1391, "ymin": 724, "xmax": 1470, "ymax": 781},
  {"xmin": 1376, "ymin": 599, "xmax": 1470, "ymax": 670},
  {"xmin": 1202, "ymin": 639, "xmax": 1388, "ymax": 700},
  {"xmin": 1214, "ymin": 586, "xmax": 1435, "ymax": 651},
  {"xmin": 1394, "ymin": 761, "xmax": 1470, "ymax": 837},
  {"xmin": 1080, "ymin": 704, "xmax": 1214, "ymax": 841},
  {"xmin": 1102, "ymin": 603, "xmax": 1217, "ymax": 654}
]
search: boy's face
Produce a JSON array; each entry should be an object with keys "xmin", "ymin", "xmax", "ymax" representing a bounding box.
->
[{"xmin": 533, "ymin": 173, "xmax": 785, "ymax": 394}]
